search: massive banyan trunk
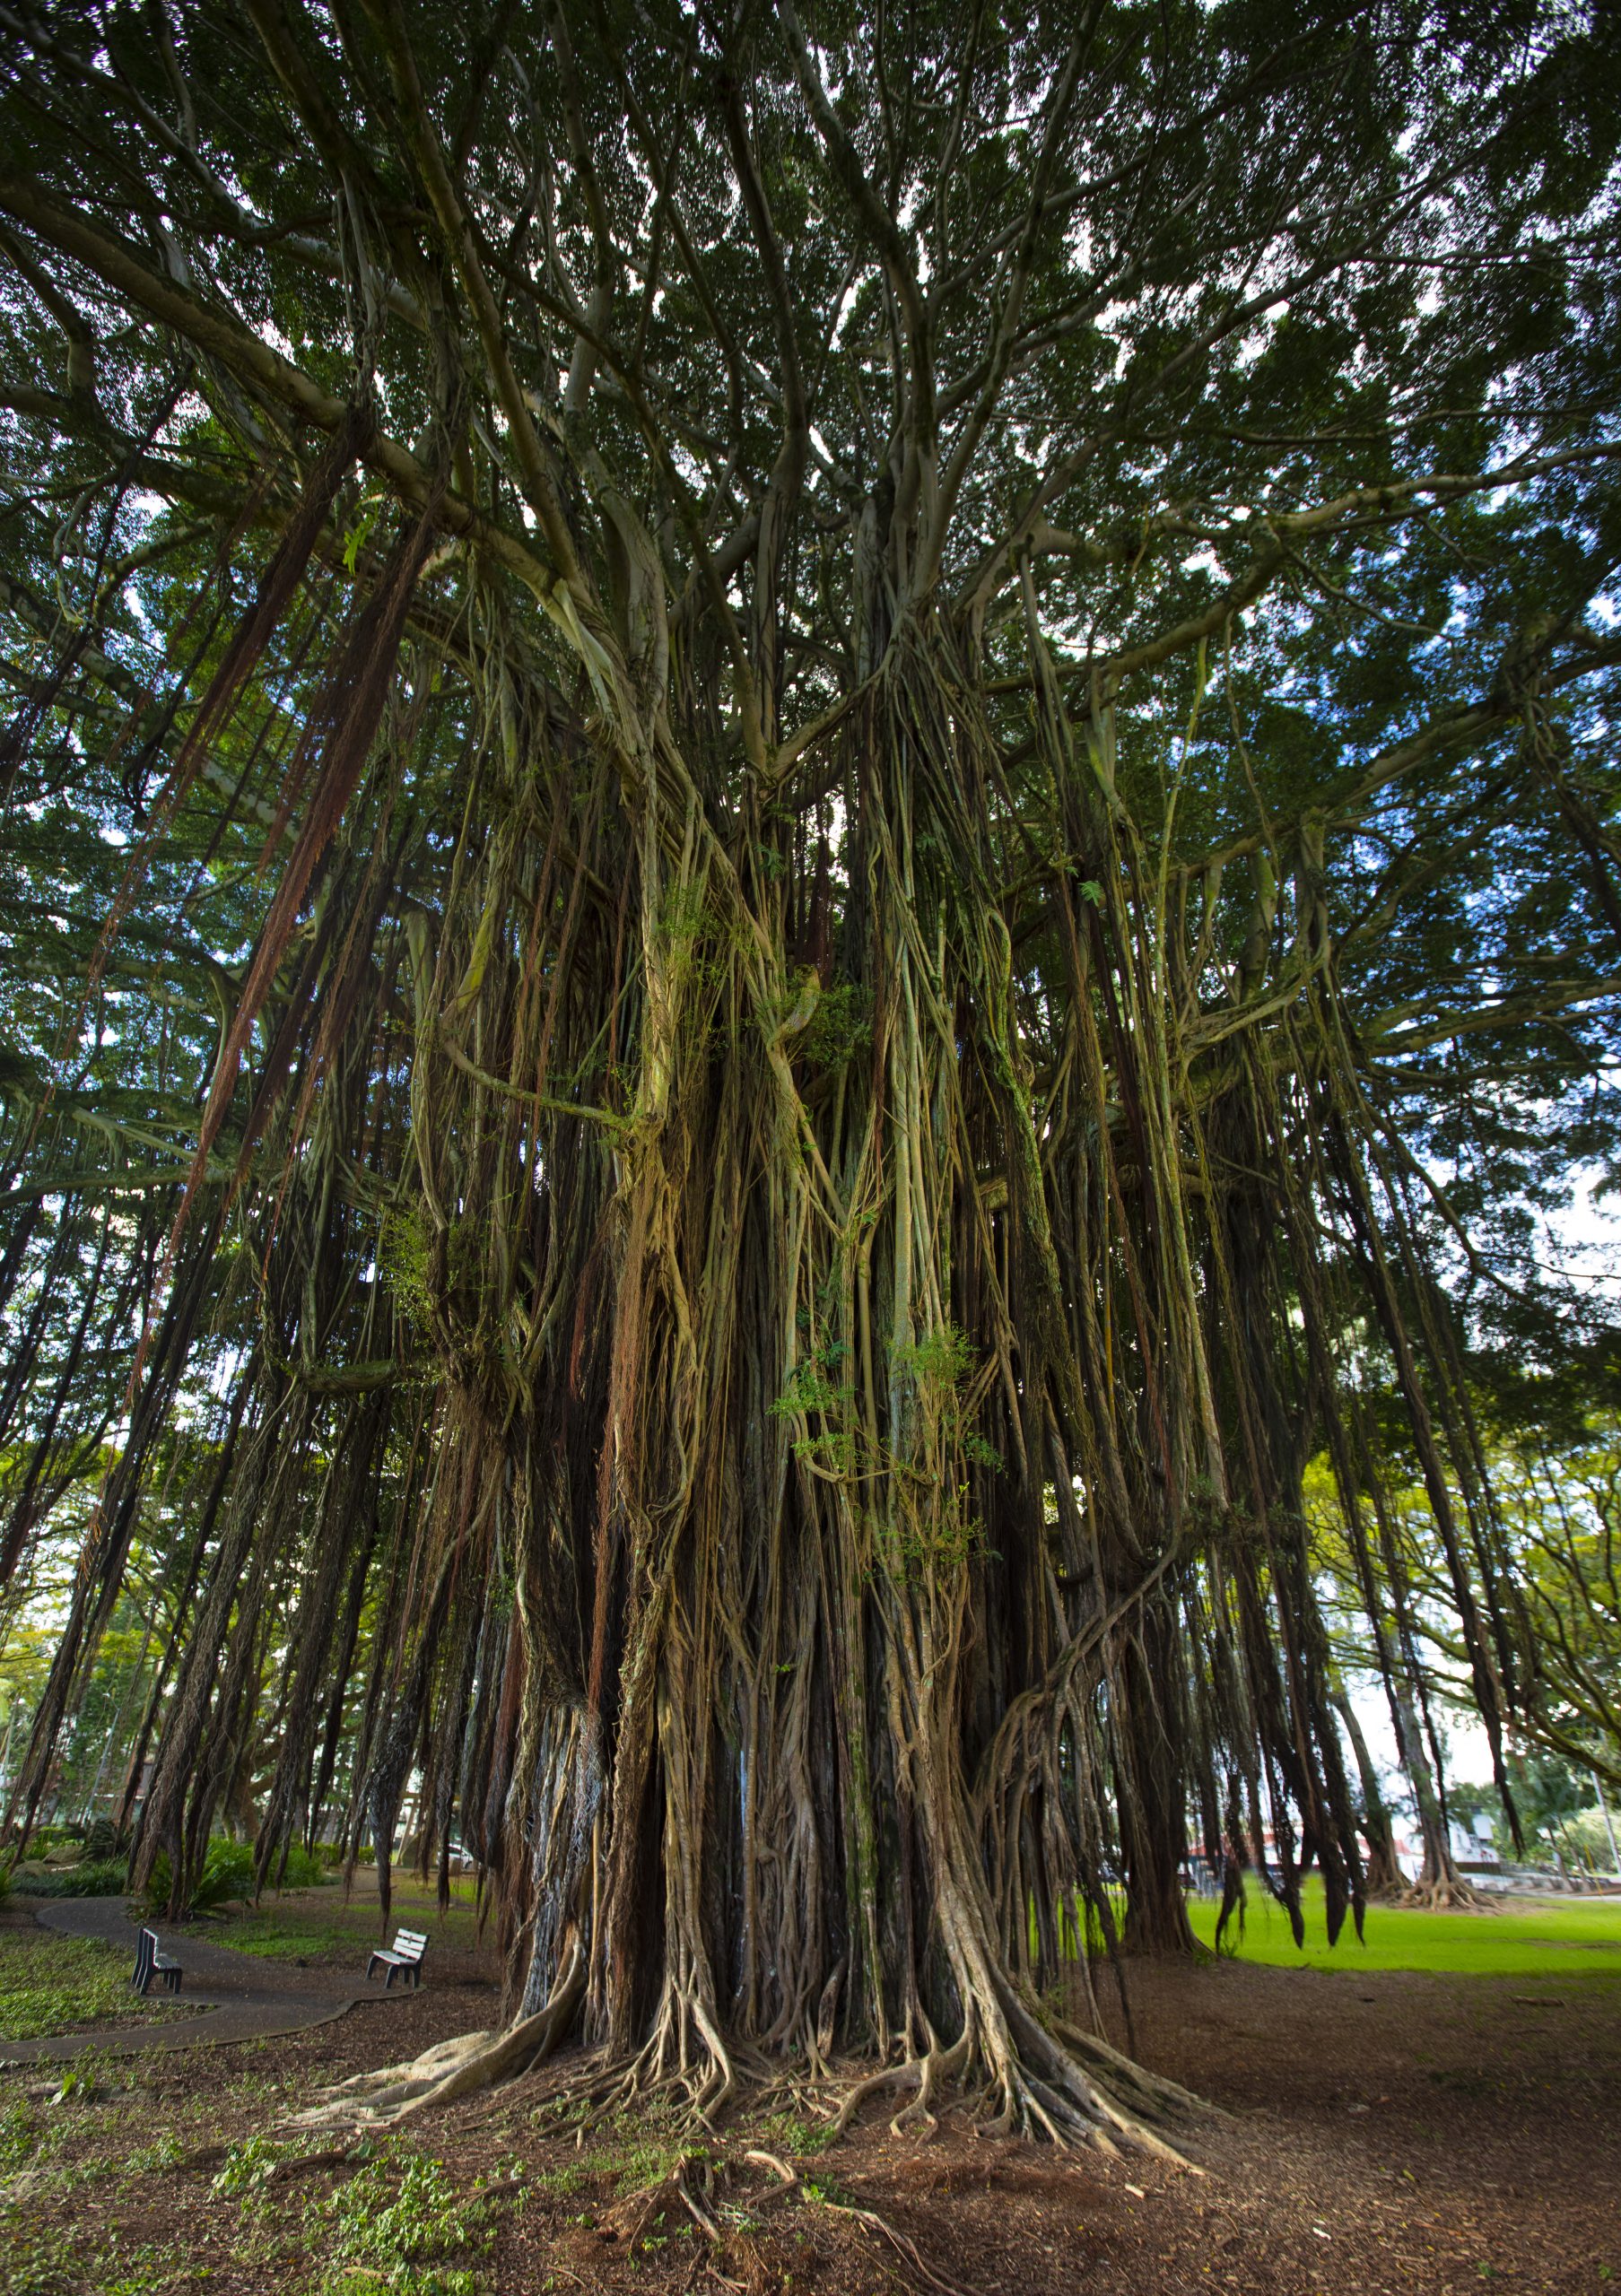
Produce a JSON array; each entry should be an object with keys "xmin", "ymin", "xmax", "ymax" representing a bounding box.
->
[{"xmin": 305, "ymin": 594, "xmax": 1371, "ymax": 2146}]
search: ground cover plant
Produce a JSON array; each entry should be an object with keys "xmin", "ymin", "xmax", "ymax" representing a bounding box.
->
[{"xmin": 2, "ymin": 0, "xmax": 1621, "ymax": 2187}]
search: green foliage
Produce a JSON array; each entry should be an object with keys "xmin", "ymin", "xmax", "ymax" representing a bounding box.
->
[
  {"xmin": 211, "ymin": 2131, "xmax": 309, "ymax": 2197},
  {"xmin": 0, "ymin": 2208, "xmax": 78, "ymax": 2296},
  {"xmin": 757, "ymin": 2110, "xmax": 834, "ymax": 2157},
  {"xmin": 770, "ymin": 1342, "xmax": 857, "ymax": 1473},
  {"xmin": 0, "ymin": 2100, "xmax": 45, "ymax": 2174},
  {"xmin": 80, "ymin": 1820, "xmax": 124, "ymax": 1863},
  {"xmin": 378, "ymin": 1202, "xmax": 436, "ymax": 1337},
  {"xmin": 273, "ymin": 1843, "xmax": 333, "ymax": 1891},
  {"xmin": 13, "ymin": 1860, "xmax": 127, "ymax": 1900},
  {"xmin": 1512, "ymin": 1752, "xmax": 1597, "ymax": 1846},
  {"xmin": 309, "ymin": 2150, "xmax": 493, "ymax": 2295},
  {"xmin": 142, "ymin": 1838, "xmax": 255, "ymax": 1918},
  {"xmin": 571, "ymin": 2107, "xmax": 706, "ymax": 2194},
  {"xmin": 799, "ymin": 981, "xmax": 871, "ymax": 1072}
]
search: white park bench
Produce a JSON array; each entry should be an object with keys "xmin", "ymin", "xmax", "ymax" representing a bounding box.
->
[{"xmin": 366, "ymin": 1927, "xmax": 428, "ymax": 1988}]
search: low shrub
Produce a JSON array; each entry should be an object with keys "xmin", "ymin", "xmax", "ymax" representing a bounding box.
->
[
  {"xmin": 13, "ymin": 1860, "xmax": 127, "ymax": 1900},
  {"xmin": 143, "ymin": 1839, "xmax": 257, "ymax": 1918},
  {"xmin": 275, "ymin": 1844, "xmax": 329, "ymax": 1890},
  {"xmin": 82, "ymin": 1818, "xmax": 126, "ymax": 1862}
]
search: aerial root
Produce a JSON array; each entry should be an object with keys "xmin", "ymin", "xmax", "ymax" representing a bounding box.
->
[{"xmin": 545, "ymin": 1982, "xmax": 763, "ymax": 2136}]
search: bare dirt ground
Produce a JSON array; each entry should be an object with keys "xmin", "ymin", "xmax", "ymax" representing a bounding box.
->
[{"xmin": 1, "ymin": 1915, "xmax": 1615, "ymax": 2295}]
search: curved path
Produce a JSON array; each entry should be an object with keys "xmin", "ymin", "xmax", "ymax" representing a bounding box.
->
[{"xmin": 0, "ymin": 1896, "xmax": 407, "ymax": 2066}]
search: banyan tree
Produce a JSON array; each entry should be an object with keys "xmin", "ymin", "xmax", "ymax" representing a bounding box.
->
[{"xmin": 2, "ymin": 0, "xmax": 1620, "ymax": 2141}]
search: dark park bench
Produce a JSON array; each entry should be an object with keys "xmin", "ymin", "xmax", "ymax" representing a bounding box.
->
[
  {"xmin": 131, "ymin": 1926, "xmax": 183, "ymax": 1996},
  {"xmin": 366, "ymin": 1927, "xmax": 428, "ymax": 1988}
]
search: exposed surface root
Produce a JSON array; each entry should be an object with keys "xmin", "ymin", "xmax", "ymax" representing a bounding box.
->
[
  {"xmin": 292, "ymin": 1941, "xmax": 1205, "ymax": 2180},
  {"xmin": 739, "ymin": 2144, "xmax": 971, "ymax": 2295},
  {"xmin": 543, "ymin": 1980, "xmax": 775, "ymax": 2136},
  {"xmin": 827, "ymin": 1992, "xmax": 1209, "ymax": 2165},
  {"xmin": 832, "ymin": 2029, "xmax": 972, "ymax": 2137},
  {"xmin": 292, "ymin": 1942, "xmax": 586, "ymax": 2128}
]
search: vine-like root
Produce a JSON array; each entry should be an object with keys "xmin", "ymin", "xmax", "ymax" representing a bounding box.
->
[
  {"xmin": 546, "ymin": 1977, "xmax": 771, "ymax": 2135},
  {"xmin": 832, "ymin": 2026, "xmax": 972, "ymax": 2137},
  {"xmin": 831, "ymin": 1992, "xmax": 1210, "ymax": 2166},
  {"xmin": 292, "ymin": 1941, "xmax": 587, "ymax": 2129},
  {"xmin": 290, "ymin": 1941, "xmax": 1205, "ymax": 2177}
]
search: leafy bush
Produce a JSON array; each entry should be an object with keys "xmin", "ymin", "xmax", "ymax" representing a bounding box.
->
[
  {"xmin": 29, "ymin": 1827, "xmax": 82, "ymax": 1857},
  {"xmin": 275, "ymin": 1844, "xmax": 329, "ymax": 1890},
  {"xmin": 143, "ymin": 1839, "xmax": 257, "ymax": 1918},
  {"xmin": 191, "ymin": 1839, "xmax": 257, "ymax": 1910},
  {"xmin": 82, "ymin": 1818, "xmax": 126, "ymax": 1862}
]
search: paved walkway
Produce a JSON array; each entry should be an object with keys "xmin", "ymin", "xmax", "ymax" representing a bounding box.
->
[{"xmin": 0, "ymin": 1896, "xmax": 406, "ymax": 2066}]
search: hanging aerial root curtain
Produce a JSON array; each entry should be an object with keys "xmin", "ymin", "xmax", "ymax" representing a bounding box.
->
[{"xmin": 0, "ymin": 429, "xmax": 435, "ymax": 1868}]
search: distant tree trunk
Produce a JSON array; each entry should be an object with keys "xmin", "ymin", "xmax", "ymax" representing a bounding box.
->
[{"xmin": 1391, "ymin": 1677, "xmax": 1477, "ymax": 1908}]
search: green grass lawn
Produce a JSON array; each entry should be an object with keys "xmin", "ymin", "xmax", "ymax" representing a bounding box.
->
[
  {"xmin": 0, "ymin": 1926, "xmax": 196, "ymax": 2042},
  {"xmin": 1187, "ymin": 1874, "xmax": 1621, "ymax": 1977},
  {"xmin": 209, "ymin": 1870, "xmax": 491, "ymax": 1965}
]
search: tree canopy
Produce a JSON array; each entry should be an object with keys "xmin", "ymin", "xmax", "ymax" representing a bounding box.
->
[{"xmin": 2, "ymin": 0, "xmax": 1620, "ymax": 2143}]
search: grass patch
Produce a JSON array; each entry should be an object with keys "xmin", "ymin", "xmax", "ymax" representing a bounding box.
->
[
  {"xmin": 0, "ymin": 1928, "xmax": 194, "ymax": 2042},
  {"xmin": 214, "ymin": 1875, "xmax": 486, "ymax": 1966},
  {"xmin": 1187, "ymin": 1874, "xmax": 1621, "ymax": 1978}
]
